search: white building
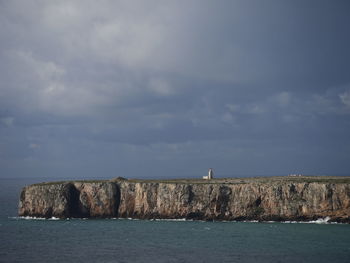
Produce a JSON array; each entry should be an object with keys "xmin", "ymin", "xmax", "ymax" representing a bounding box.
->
[{"xmin": 203, "ymin": 168, "xmax": 214, "ymax": 180}]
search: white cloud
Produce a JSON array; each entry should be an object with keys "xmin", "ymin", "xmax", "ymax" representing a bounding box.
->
[
  {"xmin": 226, "ymin": 104, "xmax": 240, "ymax": 112},
  {"xmin": 339, "ymin": 91, "xmax": 350, "ymax": 108},
  {"xmin": 221, "ymin": 112, "xmax": 235, "ymax": 124},
  {"xmin": 29, "ymin": 143, "xmax": 40, "ymax": 149},
  {"xmin": 1, "ymin": 1, "xmax": 250, "ymax": 82},
  {"xmin": 246, "ymin": 104, "xmax": 266, "ymax": 114},
  {"xmin": 274, "ymin": 91, "xmax": 291, "ymax": 107},
  {"xmin": 35, "ymin": 1, "xmax": 169, "ymax": 69},
  {"xmin": 4, "ymin": 50, "xmax": 124, "ymax": 116},
  {"xmin": 282, "ymin": 114, "xmax": 299, "ymax": 123},
  {"xmin": 1, "ymin": 117, "xmax": 14, "ymax": 127},
  {"xmin": 42, "ymin": 2, "xmax": 83, "ymax": 30},
  {"xmin": 148, "ymin": 78, "xmax": 173, "ymax": 96}
]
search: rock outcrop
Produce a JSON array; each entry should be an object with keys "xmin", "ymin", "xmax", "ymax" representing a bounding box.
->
[
  {"xmin": 19, "ymin": 182, "xmax": 119, "ymax": 218},
  {"xmin": 19, "ymin": 177, "xmax": 350, "ymax": 222}
]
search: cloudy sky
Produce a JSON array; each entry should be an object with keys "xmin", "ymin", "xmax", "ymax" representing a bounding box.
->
[{"xmin": 1, "ymin": 1, "xmax": 350, "ymax": 179}]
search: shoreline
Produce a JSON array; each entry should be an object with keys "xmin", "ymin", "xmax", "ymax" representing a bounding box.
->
[
  {"xmin": 18, "ymin": 176, "xmax": 350, "ymax": 223},
  {"xmin": 11, "ymin": 215, "xmax": 346, "ymax": 225}
]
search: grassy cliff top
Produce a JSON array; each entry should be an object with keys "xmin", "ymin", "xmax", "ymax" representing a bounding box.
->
[
  {"xmin": 125, "ymin": 176, "xmax": 350, "ymax": 184},
  {"xmin": 31, "ymin": 175, "xmax": 350, "ymax": 186}
]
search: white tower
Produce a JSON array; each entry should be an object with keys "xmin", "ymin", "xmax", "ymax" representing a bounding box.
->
[
  {"xmin": 208, "ymin": 168, "xmax": 213, "ymax": 179},
  {"xmin": 203, "ymin": 168, "xmax": 214, "ymax": 180}
]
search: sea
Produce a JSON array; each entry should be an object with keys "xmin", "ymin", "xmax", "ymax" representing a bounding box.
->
[{"xmin": 1, "ymin": 177, "xmax": 350, "ymax": 263}]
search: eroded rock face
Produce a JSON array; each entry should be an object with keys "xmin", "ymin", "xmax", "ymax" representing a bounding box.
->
[
  {"xmin": 19, "ymin": 183, "xmax": 74, "ymax": 218},
  {"xmin": 72, "ymin": 182, "xmax": 120, "ymax": 218},
  {"xmin": 117, "ymin": 182, "xmax": 350, "ymax": 222},
  {"xmin": 19, "ymin": 179, "xmax": 350, "ymax": 222},
  {"xmin": 19, "ymin": 182, "xmax": 119, "ymax": 218}
]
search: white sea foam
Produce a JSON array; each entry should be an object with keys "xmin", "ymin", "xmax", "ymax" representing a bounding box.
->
[
  {"xmin": 243, "ymin": 220, "xmax": 259, "ymax": 223},
  {"xmin": 11, "ymin": 216, "xmax": 47, "ymax": 220},
  {"xmin": 154, "ymin": 218, "xmax": 188, "ymax": 222},
  {"xmin": 10, "ymin": 216, "xmax": 62, "ymax": 220},
  {"xmin": 307, "ymin": 216, "xmax": 331, "ymax": 224},
  {"xmin": 281, "ymin": 217, "xmax": 332, "ymax": 224},
  {"xmin": 9, "ymin": 216, "xmax": 341, "ymax": 224}
]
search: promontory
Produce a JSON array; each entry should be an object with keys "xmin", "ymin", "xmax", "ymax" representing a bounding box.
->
[{"xmin": 18, "ymin": 176, "xmax": 350, "ymax": 223}]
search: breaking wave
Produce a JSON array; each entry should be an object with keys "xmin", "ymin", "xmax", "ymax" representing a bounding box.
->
[
  {"xmin": 10, "ymin": 216, "xmax": 62, "ymax": 220},
  {"xmin": 9, "ymin": 216, "xmax": 340, "ymax": 224},
  {"xmin": 282, "ymin": 217, "xmax": 336, "ymax": 224}
]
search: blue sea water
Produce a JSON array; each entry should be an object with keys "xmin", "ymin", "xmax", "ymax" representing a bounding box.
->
[{"xmin": 1, "ymin": 178, "xmax": 350, "ymax": 262}]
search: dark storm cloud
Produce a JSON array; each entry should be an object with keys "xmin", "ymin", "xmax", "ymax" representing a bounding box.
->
[{"xmin": 1, "ymin": 0, "xmax": 350, "ymax": 178}]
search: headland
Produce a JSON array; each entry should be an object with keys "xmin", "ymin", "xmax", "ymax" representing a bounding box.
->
[{"xmin": 18, "ymin": 176, "xmax": 350, "ymax": 222}]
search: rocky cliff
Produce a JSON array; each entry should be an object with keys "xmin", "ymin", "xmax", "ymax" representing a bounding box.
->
[
  {"xmin": 19, "ymin": 182, "xmax": 119, "ymax": 218},
  {"xmin": 19, "ymin": 176, "xmax": 350, "ymax": 222}
]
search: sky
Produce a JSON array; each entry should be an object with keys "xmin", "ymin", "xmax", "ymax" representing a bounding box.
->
[{"xmin": 1, "ymin": 0, "xmax": 350, "ymax": 179}]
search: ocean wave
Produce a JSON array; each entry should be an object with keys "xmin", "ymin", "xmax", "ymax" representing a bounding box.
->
[
  {"xmin": 153, "ymin": 218, "xmax": 188, "ymax": 222},
  {"xmin": 9, "ymin": 216, "xmax": 341, "ymax": 224},
  {"xmin": 282, "ymin": 217, "xmax": 335, "ymax": 224},
  {"xmin": 306, "ymin": 216, "xmax": 331, "ymax": 224},
  {"xmin": 117, "ymin": 218, "xmax": 190, "ymax": 222},
  {"xmin": 10, "ymin": 216, "xmax": 62, "ymax": 220}
]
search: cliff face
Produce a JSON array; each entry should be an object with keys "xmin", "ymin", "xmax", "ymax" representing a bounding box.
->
[
  {"xmin": 117, "ymin": 181, "xmax": 350, "ymax": 222},
  {"xmin": 19, "ymin": 183, "xmax": 74, "ymax": 218},
  {"xmin": 19, "ymin": 178, "xmax": 350, "ymax": 222},
  {"xmin": 19, "ymin": 182, "xmax": 119, "ymax": 218}
]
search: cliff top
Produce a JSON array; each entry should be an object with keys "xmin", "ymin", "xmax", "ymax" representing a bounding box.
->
[{"xmin": 31, "ymin": 175, "xmax": 350, "ymax": 186}]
